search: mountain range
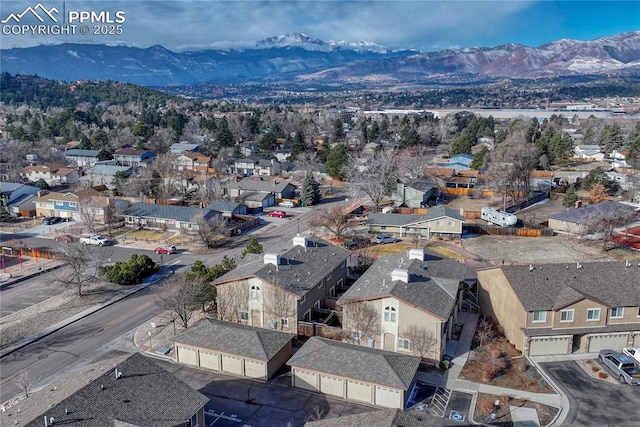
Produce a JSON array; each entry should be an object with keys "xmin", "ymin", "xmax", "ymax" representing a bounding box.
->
[{"xmin": 1, "ymin": 31, "xmax": 639, "ymax": 87}]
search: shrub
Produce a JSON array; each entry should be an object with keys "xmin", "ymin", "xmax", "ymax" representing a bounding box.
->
[
  {"xmin": 440, "ymin": 360, "xmax": 450, "ymax": 370},
  {"xmin": 482, "ymin": 363, "xmax": 496, "ymax": 381},
  {"xmin": 99, "ymin": 254, "xmax": 159, "ymax": 285},
  {"xmin": 591, "ymin": 365, "xmax": 600, "ymax": 372},
  {"xmin": 499, "ymin": 393, "xmax": 510, "ymax": 404},
  {"xmin": 480, "ymin": 400, "xmax": 494, "ymax": 416},
  {"xmin": 598, "ymin": 372, "xmax": 608, "ymax": 379}
]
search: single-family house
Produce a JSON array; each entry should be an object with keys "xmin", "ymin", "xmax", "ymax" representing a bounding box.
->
[
  {"xmin": 174, "ymin": 152, "xmax": 213, "ymax": 173},
  {"xmin": 114, "ymin": 148, "xmax": 156, "ymax": 168},
  {"xmin": 174, "ymin": 319, "xmax": 294, "ymax": 381},
  {"xmin": 478, "ymin": 261, "xmax": 640, "ymax": 356},
  {"xmin": 12, "ymin": 353, "xmax": 208, "ymax": 427},
  {"xmin": 573, "ymin": 145, "xmax": 604, "ymax": 162},
  {"xmin": 206, "ymin": 200, "xmax": 248, "ymax": 218},
  {"xmin": 530, "ymin": 170, "xmax": 555, "ymax": 191},
  {"xmin": 230, "ymin": 157, "xmax": 281, "ymax": 176},
  {"xmin": 213, "ymin": 236, "xmax": 351, "ymax": 333},
  {"xmin": 80, "ymin": 164, "xmax": 132, "ymax": 188},
  {"xmin": 170, "ymin": 142, "xmax": 200, "ymax": 154},
  {"xmin": 225, "ymin": 177, "xmax": 297, "ymax": 209},
  {"xmin": 63, "ymin": 149, "xmax": 101, "ymax": 167},
  {"xmin": 34, "ymin": 191, "xmax": 80, "ymax": 220},
  {"xmin": 122, "ymin": 202, "xmax": 222, "ymax": 232},
  {"xmin": 367, "ymin": 207, "xmax": 465, "ymax": 238},
  {"xmin": 391, "ymin": 178, "xmax": 438, "ymax": 208},
  {"xmin": 287, "ymin": 336, "xmax": 421, "ymax": 409},
  {"xmin": 19, "ymin": 165, "xmax": 78, "ymax": 186},
  {"xmin": 548, "ymin": 201, "xmax": 636, "ymax": 235},
  {"xmin": 445, "ymin": 153, "xmax": 474, "ymax": 172},
  {"xmin": 337, "ymin": 248, "xmax": 469, "ymax": 361},
  {"xmin": 0, "ymin": 182, "xmax": 40, "ymax": 217},
  {"xmin": 610, "ymin": 149, "xmax": 631, "ymax": 168}
]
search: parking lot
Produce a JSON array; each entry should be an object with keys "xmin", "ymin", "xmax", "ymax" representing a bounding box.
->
[{"xmin": 541, "ymin": 361, "xmax": 640, "ymax": 426}]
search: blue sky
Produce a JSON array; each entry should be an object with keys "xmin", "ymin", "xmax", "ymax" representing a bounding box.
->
[{"xmin": 1, "ymin": 1, "xmax": 638, "ymax": 51}]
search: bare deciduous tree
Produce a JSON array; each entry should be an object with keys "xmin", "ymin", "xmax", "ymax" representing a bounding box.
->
[
  {"xmin": 305, "ymin": 405, "xmax": 327, "ymax": 422},
  {"xmin": 580, "ymin": 202, "xmax": 637, "ymax": 251},
  {"xmin": 56, "ymin": 241, "xmax": 110, "ymax": 296},
  {"xmin": 397, "ymin": 147, "xmax": 433, "ymax": 180},
  {"xmin": 404, "ymin": 324, "xmax": 438, "ymax": 360},
  {"xmin": 309, "ymin": 205, "xmax": 351, "ymax": 239},
  {"xmin": 485, "ymin": 141, "xmax": 537, "ymax": 207},
  {"xmin": 216, "ymin": 281, "xmax": 246, "ymax": 323},
  {"xmin": 339, "ymin": 300, "xmax": 380, "ymax": 345},
  {"xmin": 14, "ymin": 368, "xmax": 35, "ymax": 399},
  {"xmin": 347, "ymin": 151, "xmax": 398, "ymax": 207},
  {"xmin": 476, "ymin": 317, "xmax": 496, "ymax": 347},
  {"xmin": 154, "ymin": 274, "xmax": 202, "ymax": 329},
  {"xmin": 193, "ymin": 213, "xmax": 228, "ymax": 247},
  {"xmin": 264, "ymin": 280, "xmax": 297, "ymax": 331}
]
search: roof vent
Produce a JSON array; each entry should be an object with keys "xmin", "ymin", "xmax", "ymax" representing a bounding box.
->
[
  {"xmin": 408, "ymin": 248, "xmax": 425, "ymax": 261},
  {"xmin": 293, "ymin": 235, "xmax": 307, "ymax": 248},
  {"xmin": 264, "ymin": 253, "xmax": 281, "ymax": 266},
  {"xmin": 391, "ymin": 268, "xmax": 410, "ymax": 283}
]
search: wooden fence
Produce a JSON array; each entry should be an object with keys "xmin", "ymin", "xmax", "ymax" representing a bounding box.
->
[{"xmin": 470, "ymin": 224, "xmax": 554, "ymax": 237}]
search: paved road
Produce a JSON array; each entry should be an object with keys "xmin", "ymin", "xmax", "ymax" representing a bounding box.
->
[{"xmin": 541, "ymin": 361, "xmax": 640, "ymax": 426}]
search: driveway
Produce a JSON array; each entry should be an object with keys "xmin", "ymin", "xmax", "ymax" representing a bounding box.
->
[{"xmin": 541, "ymin": 361, "xmax": 640, "ymax": 426}]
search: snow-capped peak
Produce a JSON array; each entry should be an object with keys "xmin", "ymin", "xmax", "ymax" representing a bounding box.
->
[{"xmin": 255, "ymin": 32, "xmax": 386, "ymax": 52}]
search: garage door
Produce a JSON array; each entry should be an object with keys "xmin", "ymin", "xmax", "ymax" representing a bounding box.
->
[
  {"xmin": 199, "ymin": 350, "xmax": 220, "ymax": 371},
  {"xmin": 221, "ymin": 354, "xmax": 243, "ymax": 375},
  {"xmin": 347, "ymin": 380, "xmax": 372, "ymax": 403},
  {"xmin": 244, "ymin": 359, "xmax": 266, "ymax": 380},
  {"xmin": 320, "ymin": 375, "xmax": 344, "ymax": 398},
  {"xmin": 177, "ymin": 346, "xmax": 197, "ymax": 366},
  {"xmin": 375, "ymin": 386, "xmax": 402, "ymax": 409},
  {"xmin": 588, "ymin": 333, "xmax": 628, "ymax": 353},
  {"xmin": 634, "ymin": 333, "xmax": 640, "ymax": 347},
  {"xmin": 294, "ymin": 369, "xmax": 318, "ymax": 391},
  {"xmin": 528, "ymin": 336, "xmax": 570, "ymax": 356}
]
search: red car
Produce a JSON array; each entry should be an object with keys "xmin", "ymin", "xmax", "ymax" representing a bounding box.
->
[
  {"xmin": 54, "ymin": 234, "xmax": 75, "ymax": 242},
  {"xmin": 268, "ymin": 211, "xmax": 286, "ymax": 218},
  {"xmin": 154, "ymin": 245, "xmax": 177, "ymax": 254}
]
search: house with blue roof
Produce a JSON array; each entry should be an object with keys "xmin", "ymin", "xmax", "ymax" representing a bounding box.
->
[{"xmin": 63, "ymin": 149, "xmax": 101, "ymax": 167}]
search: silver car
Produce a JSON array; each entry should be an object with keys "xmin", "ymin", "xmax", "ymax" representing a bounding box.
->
[{"xmin": 598, "ymin": 350, "xmax": 640, "ymax": 385}]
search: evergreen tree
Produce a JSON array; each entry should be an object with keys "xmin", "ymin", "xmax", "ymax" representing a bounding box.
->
[
  {"xmin": 562, "ymin": 184, "xmax": 578, "ymax": 208},
  {"xmin": 325, "ymin": 144, "xmax": 349, "ymax": 180},
  {"xmin": 300, "ymin": 172, "xmax": 320, "ymax": 207},
  {"xmin": 470, "ymin": 146, "xmax": 488, "ymax": 170},
  {"xmin": 215, "ymin": 118, "xmax": 234, "ymax": 147},
  {"xmin": 34, "ymin": 178, "xmax": 50, "ymax": 190},
  {"xmin": 241, "ymin": 237, "xmax": 263, "ymax": 258}
]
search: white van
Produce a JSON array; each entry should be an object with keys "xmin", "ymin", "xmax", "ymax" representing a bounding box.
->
[{"xmin": 278, "ymin": 201, "xmax": 295, "ymax": 208}]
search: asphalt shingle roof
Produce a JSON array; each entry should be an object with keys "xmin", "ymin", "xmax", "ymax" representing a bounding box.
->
[
  {"xmin": 496, "ymin": 261, "xmax": 640, "ymax": 311},
  {"xmin": 227, "ymin": 178, "xmax": 295, "ymax": 193},
  {"xmin": 368, "ymin": 208, "xmax": 464, "ymax": 226},
  {"xmin": 306, "ymin": 408, "xmax": 426, "ymax": 427},
  {"xmin": 288, "ymin": 337, "xmax": 420, "ymax": 389},
  {"xmin": 23, "ymin": 353, "xmax": 208, "ymax": 427},
  {"xmin": 206, "ymin": 200, "xmax": 245, "ymax": 212},
  {"xmin": 64, "ymin": 149, "xmax": 100, "ymax": 157},
  {"xmin": 549, "ymin": 201, "xmax": 635, "ymax": 224},
  {"xmin": 338, "ymin": 249, "xmax": 469, "ymax": 319},
  {"xmin": 123, "ymin": 202, "xmax": 219, "ymax": 223},
  {"xmin": 174, "ymin": 319, "xmax": 294, "ymax": 360},
  {"xmin": 213, "ymin": 237, "xmax": 351, "ymax": 297}
]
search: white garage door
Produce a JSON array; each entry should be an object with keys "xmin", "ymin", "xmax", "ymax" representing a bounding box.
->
[
  {"xmin": 294, "ymin": 369, "xmax": 318, "ymax": 391},
  {"xmin": 199, "ymin": 350, "xmax": 220, "ymax": 371},
  {"xmin": 375, "ymin": 386, "xmax": 402, "ymax": 409},
  {"xmin": 633, "ymin": 333, "xmax": 640, "ymax": 347},
  {"xmin": 528, "ymin": 337, "xmax": 570, "ymax": 356},
  {"xmin": 221, "ymin": 354, "xmax": 243, "ymax": 375},
  {"xmin": 347, "ymin": 380, "xmax": 372, "ymax": 403},
  {"xmin": 178, "ymin": 346, "xmax": 197, "ymax": 366},
  {"xmin": 244, "ymin": 359, "xmax": 266, "ymax": 380},
  {"xmin": 320, "ymin": 375, "xmax": 344, "ymax": 398},
  {"xmin": 588, "ymin": 333, "xmax": 628, "ymax": 353}
]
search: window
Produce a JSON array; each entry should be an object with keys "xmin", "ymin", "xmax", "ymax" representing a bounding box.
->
[
  {"xmin": 436, "ymin": 221, "xmax": 442, "ymax": 226},
  {"xmin": 281, "ymin": 318, "xmax": 289, "ymax": 328},
  {"xmin": 300, "ymin": 295, "xmax": 306, "ymax": 303},
  {"xmin": 532, "ymin": 311, "xmax": 547, "ymax": 323},
  {"xmin": 384, "ymin": 306, "xmax": 397, "ymax": 322},
  {"xmin": 352, "ymin": 331, "xmax": 361, "ymax": 341},
  {"xmin": 448, "ymin": 221, "xmax": 454, "ymax": 226},
  {"xmin": 610, "ymin": 307, "xmax": 624, "ymax": 318},
  {"xmin": 366, "ymin": 338, "xmax": 375, "ymax": 348},
  {"xmin": 250, "ymin": 285, "xmax": 261, "ymax": 300},
  {"xmin": 69, "ymin": 202, "xmax": 77, "ymax": 207},
  {"xmin": 586, "ymin": 308, "xmax": 601, "ymax": 321},
  {"xmin": 398, "ymin": 338, "xmax": 410, "ymax": 350},
  {"xmin": 559, "ymin": 310, "xmax": 574, "ymax": 322},
  {"xmin": 239, "ymin": 311, "xmax": 249, "ymax": 321},
  {"xmin": 314, "ymin": 300, "xmax": 321, "ymax": 310}
]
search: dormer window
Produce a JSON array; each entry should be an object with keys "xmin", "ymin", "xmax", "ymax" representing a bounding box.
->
[{"xmin": 384, "ymin": 306, "xmax": 397, "ymax": 322}]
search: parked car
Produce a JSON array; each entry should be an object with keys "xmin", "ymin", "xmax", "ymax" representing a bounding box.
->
[
  {"xmin": 598, "ymin": 349, "xmax": 640, "ymax": 385},
  {"xmin": 43, "ymin": 216, "xmax": 62, "ymax": 225},
  {"xmin": 278, "ymin": 201, "xmax": 295, "ymax": 208},
  {"xmin": 623, "ymin": 347, "xmax": 640, "ymax": 364},
  {"xmin": 54, "ymin": 234, "xmax": 76, "ymax": 242},
  {"xmin": 154, "ymin": 245, "xmax": 177, "ymax": 254},
  {"xmin": 79, "ymin": 235, "xmax": 111, "ymax": 246},
  {"xmin": 374, "ymin": 234, "xmax": 397, "ymax": 244},
  {"xmin": 268, "ymin": 210, "xmax": 286, "ymax": 218}
]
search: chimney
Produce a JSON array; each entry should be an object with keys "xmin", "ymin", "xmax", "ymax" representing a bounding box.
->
[
  {"xmin": 263, "ymin": 253, "xmax": 281, "ymax": 266},
  {"xmin": 408, "ymin": 248, "xmax": 425, "ymax": 261},
  {"xmin": 292, "ymin": 235, "xmax": 308, "ymax": 248},
  {"xmin": 391, "ymin": 268, "xmax": 410, "ymax": 283}
]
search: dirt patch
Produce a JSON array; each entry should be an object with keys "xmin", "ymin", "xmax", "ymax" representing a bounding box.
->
[
  {"xmin": 575, "ymin": 358, "xmax": 619, "ymax": 385},
  {"xmin": 459, "ymin": 320, "xmax": 554, "ymax": 394},
  {"xmin": 474, "ymin": 392, "xmax": 559, "ymax": 426}
]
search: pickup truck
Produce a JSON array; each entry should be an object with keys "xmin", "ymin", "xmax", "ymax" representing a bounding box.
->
[
  {"xmin": 598, "ymin": 349, "xmax": 640, "ymax": 385},
  {"xmin": 623, "ymin": 347, "xmax": 640, "ymax": 364},
  {"xmin": 79, "ymin": 235, "xmax": 110, "ymax": 246}
]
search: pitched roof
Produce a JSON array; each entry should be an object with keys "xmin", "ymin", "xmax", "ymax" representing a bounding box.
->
[
  {"xmin": 287, "ymin": 337, "xmax": 420, "ymax": 389},
  {"xmin": 338, "ymin": 249, "xmax": 468, "ymax": 319},
  {"xmin": 22, "ymin": 353, "xmax": 208, "ymax": 427},
  {"xmin": 549, "ymin": 201, "xmax": 635, "ymax": 224},
  {"xmin": 86, "ymin": 164, "xmax": 132, "ymax": 176},
  {"xmin": 64, "ymin": 149, "xmax": 100, "ymax": 157},
  {"xmin": 214, "ymin": 237, "xmax": 351, "ymax": 297},
  {"xmin": 34, "ymin": 191, "xmax": 79, "ymax": 203},
  {"xmin": 367, "ymin": 208, "xmax": 464, "ymax": 227},
  {"xmin": 306, "ymin": 409, "xmax": 426, "ymax": 427},
  {"xmin": 123, "ymin": 202, "xmax": 219, "ymax": 223},
  {"xmin": 227, "ymin": 177, "xmax": 295, "ymax": 193},
  {"xmin": 403, "ymin": 178, "xmax": 438, "ymax": 193},
  {"xmin": 175, "ymin": 319, "xmax": 293, "ymax": 361},
  {"xmin": 114, "ymin": 148, "xmax": 155, "ymax": 157},
  {"xmin": 493, "ymin": 261, "xmax": 640, "ymax": 311}
]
